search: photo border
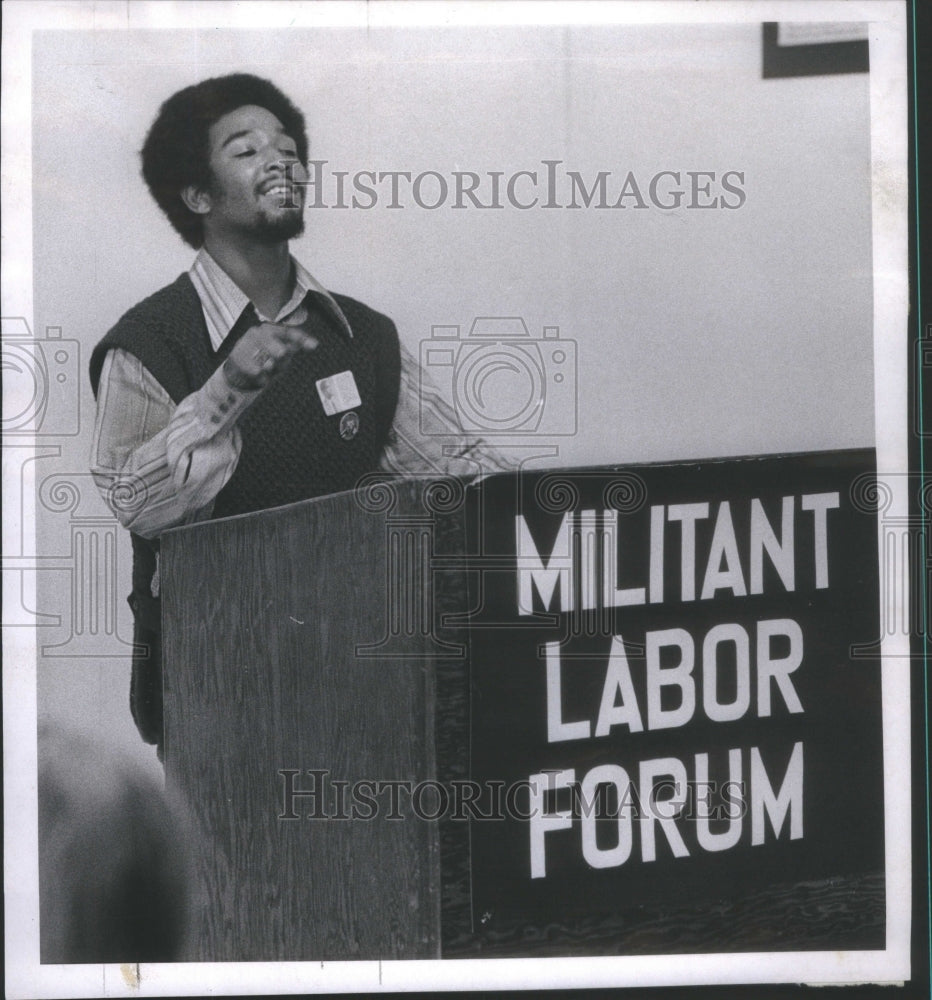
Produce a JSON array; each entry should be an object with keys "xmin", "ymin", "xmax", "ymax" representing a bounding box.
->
[{"xmin": 1, "ymin": 1, "xmax": 916, "ymax": 996}]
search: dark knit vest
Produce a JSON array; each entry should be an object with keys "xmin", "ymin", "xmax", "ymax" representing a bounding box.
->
[{"xmin": 90, "ymin": 272, "xmax": 400, "ymax": 629}]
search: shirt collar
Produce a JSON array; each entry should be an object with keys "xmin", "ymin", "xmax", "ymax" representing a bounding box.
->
[{"xmin": 190, "ymin": 247, "xmax": 353, "ymax": 350}]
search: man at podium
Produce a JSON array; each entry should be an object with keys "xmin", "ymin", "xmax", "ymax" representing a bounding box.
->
[{"xmin": 88, "ymin": 73, "xmax": 506, "ymax": 760}]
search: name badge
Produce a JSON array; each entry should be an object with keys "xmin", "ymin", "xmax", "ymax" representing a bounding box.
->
[{"xmin": 316, "ymin": 370, "xmax": 362, "ymax": 415}]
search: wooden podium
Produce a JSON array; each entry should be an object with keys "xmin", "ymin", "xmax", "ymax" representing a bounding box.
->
[
  {"xmin": 161, "ymin": 455, "xmax": 886, "ymax": 962},
  {"xmin": 160, "ymin": 476, "xmax": 466, "ymax": 962}
]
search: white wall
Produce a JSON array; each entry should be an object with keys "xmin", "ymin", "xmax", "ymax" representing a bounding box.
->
[{"xmin": 29, "ymin": 23, "xmax": 873, "ymax": 770}]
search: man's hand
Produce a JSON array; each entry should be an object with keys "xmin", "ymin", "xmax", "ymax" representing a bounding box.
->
[{"xmin": 223, "ymin": 322, "xmax": 318, "ymax": 390}]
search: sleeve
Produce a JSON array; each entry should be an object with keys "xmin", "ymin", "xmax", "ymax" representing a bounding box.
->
[
  {"xmin": 89, "ymin": 348, "xmax": 261, "ymax": 539},
  {"xmin": 378, "ymin": 342, "xmax": 517, "ymax": 480}
]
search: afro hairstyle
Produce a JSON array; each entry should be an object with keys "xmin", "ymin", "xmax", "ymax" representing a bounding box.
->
[{"xmin": 140, "ymin": 73, "xmax": 309, "ymax": 248}]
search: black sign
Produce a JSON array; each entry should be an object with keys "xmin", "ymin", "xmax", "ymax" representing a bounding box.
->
[{"xmin": 466, "ymin": 450, "xmax": 884, "ymax": 936}]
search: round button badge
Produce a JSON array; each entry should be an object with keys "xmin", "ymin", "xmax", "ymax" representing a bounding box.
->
[{"xmin": 339, "ymin": 411, "xmax": 360, "ymax": 440}]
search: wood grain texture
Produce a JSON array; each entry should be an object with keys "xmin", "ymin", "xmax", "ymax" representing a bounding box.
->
[
  {"xmin": 440, "ymin": 871, "xmax": 885, "ymax": 957},
  {"xmin": 162, "ymin": 480, "xmax": 454, "ymax": 961},
  {"xmin": 162, "ymin": 472, "xmax": 886, "ymax": 961}
]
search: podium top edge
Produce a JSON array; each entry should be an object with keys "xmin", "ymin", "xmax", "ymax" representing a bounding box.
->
[{"xmin": 160, "ymin": 446, "xmax": 875, "ymax": 541}]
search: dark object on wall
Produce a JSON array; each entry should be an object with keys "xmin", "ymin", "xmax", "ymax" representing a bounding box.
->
[{"xmin": 762, "ymin": 22, "xmax": 869, "ymax": 79}]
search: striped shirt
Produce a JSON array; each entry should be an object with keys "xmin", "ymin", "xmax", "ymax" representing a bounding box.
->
[{"xmin": 90, "ymin": 249, "xmax": 511, "ymax": 541}]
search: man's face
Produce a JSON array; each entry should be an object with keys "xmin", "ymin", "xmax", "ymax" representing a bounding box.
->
[{"xmin": 202, "ymin": 104, "xmax": 308, "ymax": 245}]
